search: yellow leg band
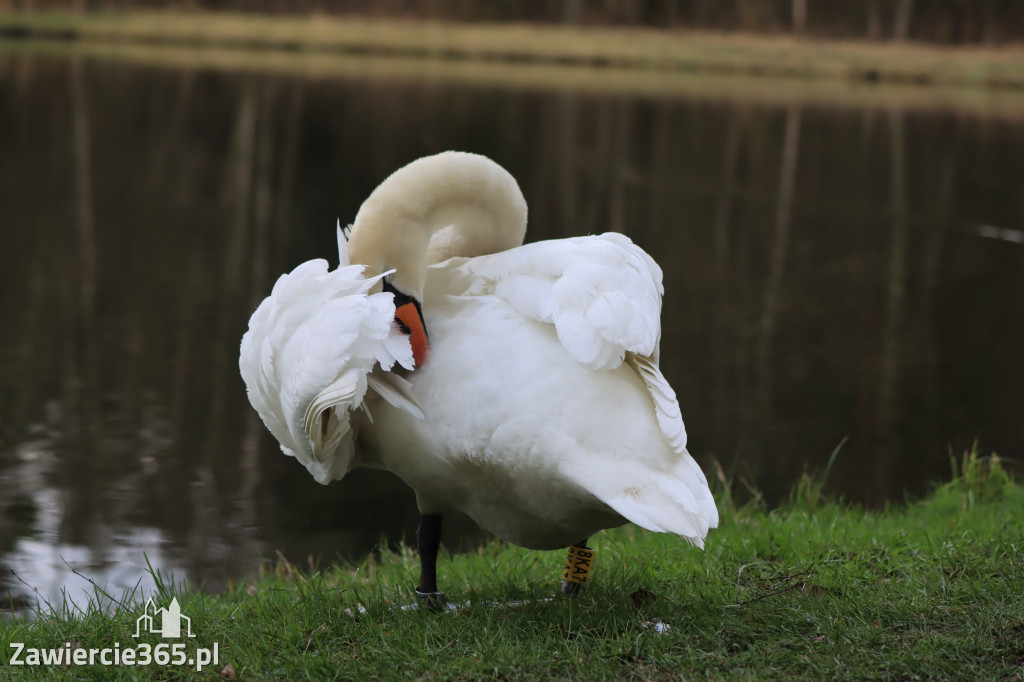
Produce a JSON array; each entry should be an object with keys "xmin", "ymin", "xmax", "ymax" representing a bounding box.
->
[{"xmin": 561, "ymin": 545, "xmax": 595, "ymax": 585}]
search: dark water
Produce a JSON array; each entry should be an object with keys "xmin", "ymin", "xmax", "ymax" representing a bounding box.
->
[{"xmin": 1, "ymin": 50, "xmax": 1022, "ymax": 612}]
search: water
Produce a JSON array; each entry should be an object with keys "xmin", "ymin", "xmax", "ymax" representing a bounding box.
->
[{"xmin": 1, "ymin": 49, "xmax": 1022, "ymax": 613}]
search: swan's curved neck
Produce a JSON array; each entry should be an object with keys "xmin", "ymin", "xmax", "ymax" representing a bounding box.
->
[{"xmin": 346, "ymin": 151, "xmax": 528, "ymax": 300}]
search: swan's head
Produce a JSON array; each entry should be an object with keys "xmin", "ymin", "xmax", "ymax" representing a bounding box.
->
[
  {"xmin": 346, "ymin": 151, "xmax": 528, "ymax": 369},
  {"xmin": 347, "ymin": 203, "xmax": 433, "ymax": 368}
]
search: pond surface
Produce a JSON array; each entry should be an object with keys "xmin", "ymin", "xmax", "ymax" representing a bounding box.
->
[{"xmin": 1, "ymin": 48, "xmax": 1022, "ymax": 613}]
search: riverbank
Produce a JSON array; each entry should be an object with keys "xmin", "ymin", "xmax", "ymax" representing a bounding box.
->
[
  {"xmin": 2, "ymin": 10, "xmax": 1024, "ymax": 91},
  {"xmin": 2, "ymin": 452, "xmax": 1021, "ymax": 680}
]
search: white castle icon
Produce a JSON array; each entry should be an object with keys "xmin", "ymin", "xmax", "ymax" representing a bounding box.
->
[{"xmin": 134, "ymin": 597, "xmax": 195, "ymax": 638}]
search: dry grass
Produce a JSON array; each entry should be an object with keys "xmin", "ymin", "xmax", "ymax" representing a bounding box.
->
[
  {"xmin": 2, "ymin": 10, "xmax": 1024, "ymax": 90},
  {"xmin": 6, "ymin": 31, "xmax": 1024, "ymax": 121}
]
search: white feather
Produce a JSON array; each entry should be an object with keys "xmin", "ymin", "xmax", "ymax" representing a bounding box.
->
[
  {"xmin": 239, "ymin": 255, "xmax": 416, "ymax": 484},
  {"xmin": 240, "ymin": 151, "xmax": 717, "ymax": 557},
  {"xmin": 438, "ymin": 233, "xmax": 664, "ymax": 371}
]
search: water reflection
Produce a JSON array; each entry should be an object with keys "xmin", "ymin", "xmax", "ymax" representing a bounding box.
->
[{"xmin": 0, "ymin": 50, "xmax": 1021, "ymax": 614}]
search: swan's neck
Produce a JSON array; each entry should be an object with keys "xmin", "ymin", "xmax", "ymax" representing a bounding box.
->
[{"xmin": 347, "ymin": 152, "xmax": 528, "ymax": 300}]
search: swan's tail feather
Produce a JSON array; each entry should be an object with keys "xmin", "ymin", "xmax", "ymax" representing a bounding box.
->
[
  {"xmin": 671, "ymin": 450, "xmax": 720, "ymax": 530},
  {"xmin": 564, "ymin": 447, "xmax": 717, "ymax": 548},
  {"xmin": 602, "ymin": 483, "xmax": 712, "ymax": 549},
  {"xmin": 604, "ymin": 495, "xmax": 669, "ymax": 534}
]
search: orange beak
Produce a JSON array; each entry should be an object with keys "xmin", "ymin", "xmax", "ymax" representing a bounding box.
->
[{"xmin": 395, "ymin": 301, "xmax": 430, "ymax": 368}]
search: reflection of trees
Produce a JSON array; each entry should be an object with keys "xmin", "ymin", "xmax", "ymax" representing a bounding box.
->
[
  {"xmin": 65, "ymin": 55, "xmax": 101, "ymax": 549},
  {"xmin": 919, "ymin": 122, "xmax": 959, "ymax": 467},
  {"xmin": 894, "ymin": 0, "xmax": 916, "ymax": 41},
  {"xmin": 556, "ymin": 92, "xmax": 577, "ymax": 231},
  {"xmin": 874, "ymin": 109, "xmax": 909, "ymax": 497},
  {"xmin": 756, "ymin": 104, "xmax": 801, "ymax": 458},
  {"xmin": 1, "ymin": 54, "xmax": 1023, "ymax": 604},
  {"xmin": 710, "ymin": 108, "xmax": 742, "ymax": 464}
]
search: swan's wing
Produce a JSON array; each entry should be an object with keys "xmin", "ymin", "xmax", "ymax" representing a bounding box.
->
[
  {"xmin": 239, "ymin": 258, "xmax": 417, "ymax": 484},
  {"xmin": 434, "ymin": 232, "xmax": 664, "ymax": 371},
  {"xmin": 431, "ymin": 232, "xmax": 685, "ymax": 447}
]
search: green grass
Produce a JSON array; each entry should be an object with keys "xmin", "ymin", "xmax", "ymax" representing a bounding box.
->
[{"xmin": 2, "ymin": 450, "xmax": 1022, "ymax": 680}]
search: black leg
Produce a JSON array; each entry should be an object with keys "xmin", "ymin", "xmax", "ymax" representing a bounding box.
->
[
  {"xmin": 415, "ymin": 513, "xmax": 447, "ymax": 608},
  {"xmin": 560, "ymin": 539, "xmax": 593, "ymax": 596}
]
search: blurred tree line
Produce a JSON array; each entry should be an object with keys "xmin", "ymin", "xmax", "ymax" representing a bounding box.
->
[{"xmin": 2, "ymin": 0, "xmax": 1022, "ymax": 46}]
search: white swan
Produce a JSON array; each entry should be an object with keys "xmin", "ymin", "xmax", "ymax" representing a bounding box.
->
[{"xmin": 240, "ymin": 151, "xmax": 718, "ymax": 602}]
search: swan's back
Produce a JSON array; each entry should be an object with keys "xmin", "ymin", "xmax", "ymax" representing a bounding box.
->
[{"xmin": 371, "ymin": 233, "xmax": 718, "ymax": 549}]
